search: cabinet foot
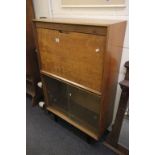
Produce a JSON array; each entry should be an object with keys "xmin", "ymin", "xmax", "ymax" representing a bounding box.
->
[
  {"xmin": 54, "ymin": 115, "xmax": 58, "ymax": 122},
  {"xmin": 86, "ymin": 135, "xmax": 96, "ymax": 144}
]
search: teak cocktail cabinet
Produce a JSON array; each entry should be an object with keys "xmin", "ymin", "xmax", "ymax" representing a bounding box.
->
[{"xmin": 33, "ymin": 18, "xmax": 126, "ymax": 140}]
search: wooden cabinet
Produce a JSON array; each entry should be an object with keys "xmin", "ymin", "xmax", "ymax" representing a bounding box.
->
[{"xmin": 33, "ymin": 18, "xmax": 126, "ymax": 140}]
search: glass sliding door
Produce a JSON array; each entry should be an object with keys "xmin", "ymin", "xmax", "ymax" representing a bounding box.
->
[
  {"xmin": 68, "ymin": 85, "xmax": 101, "ymax": 134},
  {"xmin": 43, "ymin": 75, "xmax": 68, "ymax": 115}
]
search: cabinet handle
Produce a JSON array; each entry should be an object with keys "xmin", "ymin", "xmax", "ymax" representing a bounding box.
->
[
  {"xmin": 55, "ymin": 37, "xmax": 60, "ymax": 43},
  {"xmin": 95, "ymin": 48, "xmax": 100, "ymax": 53},
  {"xmin": 68, "ymin": 93, "xmax": 72, "ymax": 97}
]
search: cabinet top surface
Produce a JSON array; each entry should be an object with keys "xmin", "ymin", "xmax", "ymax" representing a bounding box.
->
[{"xmin": 33, "ymin": 17, "xmax": 126, "ymax": 26}]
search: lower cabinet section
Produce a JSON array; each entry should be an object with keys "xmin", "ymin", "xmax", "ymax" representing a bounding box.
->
[
  {"xmin": 68, "ymin": 86, "xmax": 100, "ymax": 134},
  {"xmin": 42, "ymin": 75, "xmax": 101, "ymax": 138}
]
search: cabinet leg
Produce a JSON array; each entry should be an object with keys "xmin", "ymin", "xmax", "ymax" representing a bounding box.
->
[
  {"xmin": 54, "ymin": 115, "xmax": 58, "ymax": 122},
  {"xmin": 47, "ymin": 110, "xmax": 51, "ymax": 115},
  {"xmin": 32, "ymin": 95, "xmax": 38, "ymax": 106}
]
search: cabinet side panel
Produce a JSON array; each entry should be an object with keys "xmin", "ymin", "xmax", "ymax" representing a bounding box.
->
[{"xmin": 99, "ymin": 22, "xmax": 126, "ymax": 135}]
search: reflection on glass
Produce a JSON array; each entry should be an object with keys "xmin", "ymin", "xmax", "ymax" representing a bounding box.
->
[
  {"xmin": 68, "ymin": 86, "xmax": 100, "ymax": 133},
  {"xmin": 42, "ymin": 75, "xmax": 101, "ymax": 134}
]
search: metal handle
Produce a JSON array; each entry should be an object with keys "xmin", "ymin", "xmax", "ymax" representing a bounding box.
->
[
  {"xmin": 95, "ymin": 48, "xmax": 100, "ymax": 53},
  {"xmin": 55, "ymin": 37, "xmax": 60, "ymax": 43}
]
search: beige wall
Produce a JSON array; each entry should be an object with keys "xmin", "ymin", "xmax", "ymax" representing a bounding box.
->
[{"xmin": 33, "ymin": 0, "xmax": 129, "ymax": 125}]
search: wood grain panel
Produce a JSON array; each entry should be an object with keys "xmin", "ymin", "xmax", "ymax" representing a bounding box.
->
[{"xmin": 37, "ymin": 28, "xmax": 106, "ymax": 93}]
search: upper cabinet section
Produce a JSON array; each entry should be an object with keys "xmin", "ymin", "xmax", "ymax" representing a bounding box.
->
[
  {"xmin": 34, "ymin": 19, "xmax": 126, "ymax": 95},
  {"xmin": 37, "ymin": 27, "xmax": 106, "ymax": 94}
]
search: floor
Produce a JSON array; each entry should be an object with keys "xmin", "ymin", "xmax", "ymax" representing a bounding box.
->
[
  {"xmin": 26, "ymin": 96, "xmax": 117, "ymax": 155},
  {"xmin": 118, "ymin": 118, "xmax": 129, "ymax": 149}
]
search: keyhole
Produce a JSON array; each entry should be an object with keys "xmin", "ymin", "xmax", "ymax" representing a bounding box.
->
[
  {"xmin": 55, "ymin": 38, "xmax": 60, "ymax": 43},
  {"xmin": 95, "ymin": 48, "xmax": 100, "ymax": 53}
]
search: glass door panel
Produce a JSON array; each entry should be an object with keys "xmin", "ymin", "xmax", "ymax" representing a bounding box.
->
[
  {"xmin": 43, "ymin": 75, "xmax": 68, "ymax": 115},
  {"xmin": 68, "ymin": 85, "xmax": 101, "ymax": 133}
]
